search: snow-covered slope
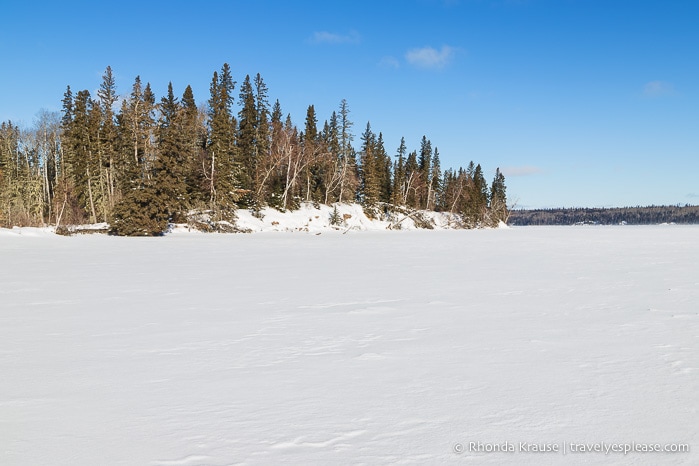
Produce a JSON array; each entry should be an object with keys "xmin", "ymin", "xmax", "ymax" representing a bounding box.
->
[
  {"xmin": 183, "ymin": 202, "xmax": 469, "ymax": 233},
  {"xmin": 1, "ymin": 226, "xmax": 697, "ymax": 465},
  {"xmin": 0, "ymin": 203, "xmax": 495, "ymax": 236}
]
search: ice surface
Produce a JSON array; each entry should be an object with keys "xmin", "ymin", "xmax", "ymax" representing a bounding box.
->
[{"xmin": 1, "ymin": 226, "xmax": 697, "ymax": 465}]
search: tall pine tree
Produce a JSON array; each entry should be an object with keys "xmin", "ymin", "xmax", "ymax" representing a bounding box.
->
[
  {"xmin": 237, "ymin": 74, "xmax": 257, "ymax": 199},
  {"xmin": 489, "ymin": 167, "xmax": 508, "ymax": 225},
  {"xmin": 207, "ymin": 63, "xmax": 239, "ymax": 220}
]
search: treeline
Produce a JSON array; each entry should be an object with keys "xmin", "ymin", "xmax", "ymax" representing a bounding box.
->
[
  {"xmin": 0, "ymin": 64, "xmax": 508, "ymax": 235},
  {"xmin": 509, "ymin": 205, "xmax": 699, "ymax": 226}
]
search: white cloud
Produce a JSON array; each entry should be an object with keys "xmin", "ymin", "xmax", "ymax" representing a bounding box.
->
[
  {"xmin": 501, "ymin": 166, "xmax": 544, "ymax": 177},
  {"xmin": 643, "ymin": 80, "xmax": 675, "ymax": 97},
  {"xmin": 310, "ymin": 30, "xmax": 361, "ymax": 45},
  {"xmin": 405, "ymin": 45, "xmax": 456, "ymax": 69}
]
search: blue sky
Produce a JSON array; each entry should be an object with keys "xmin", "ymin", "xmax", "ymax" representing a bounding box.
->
[{"xmin": 1, "ymin": 0, "xmax": 697, "ymax": 208}]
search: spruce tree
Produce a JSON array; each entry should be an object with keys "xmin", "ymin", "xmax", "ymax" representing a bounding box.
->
[
  {"xmin": 237, "ymin": 74, "xmax": 257, "ymax": 197},
  {"xmin": 54, "ymin": 86, "xmax": 85, "ymax": 226},
  {"xmin": 97, "ymin": 66, "xmax": 119, "ymax": 211},
  {"xmin": 320, "ymin": 111, "xmax": 342, "ymax": 204},
  {"xmin": 265, "ymin": 99, "xmax": 285, "ymax": 207},
  {"xmin": 489, "ymin": 167, "xmax": 508, "ymax": 225},
  {"xmin": 69, "ymin": 90, "xmax": 100, "ymax": 223},
  {"xmin": 337, "ymin": 99, "xmax": 358, "ymax": 202},
  {"xmin": 207, "ymin": 64, "xmax": 239, "ymax": 220},
  {"xmin": 271, "ymin": 99, "xmax": 283, "ymax": 126},
  {"xmin": 329, "ymin": 204, "xmax": 342, "ymax": 226},
  {"xmin": 392, "ymin": 137, "xmax": 406, "ymax": 205},
  {"xmin": 463, "ymin": 163, "xmax": 489, "ymax": 226},
  {"xmin": 61, "ymin": 86, "xmax": 73, "ymax": 129},
  {"xmin": 430, "ymin": 148, "xmax": 442, "ymax": 210},
  {"xmin": 110, "ymin": 75, "xmax": 166, "ymax": 236},
  {"xmin": 418, "ymin": 136, "xmax": 432, "ymax": 209},
  {"xmin": 254, "ymin": 73, "xmax": 271, "ymax": 202},
  {"xmin": 153, "ymin": 82, "xmax": 188, "ymax": 221},
  {"xmin": 375, "ymin": 132, "xmax": 392, "ymax": 204},
  {"xmin": 303, "ymin": 104, "xmax": 322, "ymax": 202},
  {"xmin": 109, "ymin": 185, "xmax": 169, "ymax": 236},
  {"xmin": 118, "ymin": 76, "xmax": 156, "ymax": 190},
  {"xmin": 181, "ymin": 85, "xmax": 205, "ymax": 204},
  {"xmin": 359, "ymin": 122, "xmax": 379, "ymax": 207}
]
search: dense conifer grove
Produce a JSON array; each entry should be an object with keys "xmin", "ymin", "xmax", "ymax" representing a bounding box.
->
[{"xmin": 0, "ymin": 64, "xmax": 510, "ymax": 235}]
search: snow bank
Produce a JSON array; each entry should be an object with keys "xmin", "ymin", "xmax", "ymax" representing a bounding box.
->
[
  {"xmin": 0, "ymin": 204, "xmax": 473, "ymax": 236},
  {"xmin": 177, "ymin": 202, "xmax": 465, "ymax": 234},
  {"xmin": 0, "ymin": 226, "xmax": 56, "ymax": 237}
]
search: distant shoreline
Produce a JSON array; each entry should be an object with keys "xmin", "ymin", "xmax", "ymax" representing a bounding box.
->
[{"xmin": 509, "ymin": 205, "xmax": 699, "ymax": 226}]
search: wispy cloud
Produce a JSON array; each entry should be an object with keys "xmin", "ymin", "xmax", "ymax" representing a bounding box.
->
[
  {"xmin": 687, "ymin": 193, "xmax": 699, "ymax": 199},
  {"xmin": 378, "ymin": 56, "xmax": 401, "ymax": 69},
  {"xmin": 309, "ymin": 30, "xmax": 361, "ymax": 45},
  {"xmin": 643, "ymin": 80, "xmax": 675, "ymax": 97},
  {"xmin": 501, "ymin": 166, "xmax": 544, "ymax": 177},
  {"xmin": 405, "ymin": 45, "xmax": 456, "ymax": 69}
]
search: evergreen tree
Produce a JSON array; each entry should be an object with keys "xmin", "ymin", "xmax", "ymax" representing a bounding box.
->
[
  {"xmin": 359, "ymin": 121, "xmax": 379, "ymax": 206},
  {"xmin": 109, "ymin": 185, "xmax": 169, "ymax": 236},
  {"xmin": 207, "ymin": 63, "xmax": 239, "ymax": 220},
  {"xmin": 430, "ymin": 147, "xmax": 442, "ymax": 210},
  {"xmin": 337, "ymin": 99, "xmax": 358, "ymax": 202},
  {"xmin": 271, "ymin": 99, "xmax": 283, "ymax": 125},
  {"xmin": 303, "ymin": 104, "xmax": 322, "ymax": 202},
  {"xmin": 118, "ymin": 76, "xmax": 156, "ymax": 190},
  {"xmin": 264, "ymin": 99, "xmax": 286, "ymax": 207},
  {"xmin": 69, "ymin": 90, "xmax": 101, "ymax": 222},
  {"xmin": 376, "ymin": 133, "xmax": 392, "ymax": 203},
  {"xmin": 418, "ymin": 136, "xmax": 432, "ymax": 209},
  {"xmin": 329, "ymin": 203, "xmax": 342, "ymax": 226},
  {"xmin": 97, "ymin": 66, "xmax": 119, "ymax": 211},
  {"xmin": 254, "ymin": 73, "xmax": 271, "ymax": 202},
  {"xmin": 463, "ymin": 163, "xmax": 489, "ymax": 226},
  {"xmin": 61, "ymin": 86, "xmax": 73, "ymax": 129},
  {"xmin": 327, "ymin": 111, "xmax": 340, "ymax": 158},
  {"xmin": 237, "ymin": 74, "xmax": 257, "ymax": 197},
  {"xmin": 54, "ymin": 86, "xmax": 84, "ymax": 226},
  {"xmin": 153, "ymin": 82, "xmax": 188, "ymax": 221},
  {"xmin": 392, "ymin": 137, "xmax": 406, "ymax": 205},
  {"xmin": 489, "ymin": 167, "xmax": 508, "ymax": 225},
  {"xmin": 319, "ymin": 110, "xmax": 342, "ymax": 204},
  {"xmin": 181, "ymin": 85, "xmax": 206, "ymax": 203}
]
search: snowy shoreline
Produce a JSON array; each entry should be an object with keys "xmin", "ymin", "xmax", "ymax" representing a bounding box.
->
[
  {"xmin": 2, "ymin": 202, "xmax": 513, "ymax": 236},
  {"xmin": 3, "ymin": 202, "xmax": 693, "ymax": 238}
]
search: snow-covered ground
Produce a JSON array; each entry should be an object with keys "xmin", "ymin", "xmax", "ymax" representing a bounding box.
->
[
  {"xmin": 231, "ymin": 203, "xmax": 464, "ymax": 232},
  {"xmin": 1, "ymin": 225, "xmax": 697, "ymax": 465}
]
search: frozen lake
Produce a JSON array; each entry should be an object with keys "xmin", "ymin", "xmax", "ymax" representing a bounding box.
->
[{"xmin": 1, "ymin": 226, "xmax": 697, "ymax": 465}]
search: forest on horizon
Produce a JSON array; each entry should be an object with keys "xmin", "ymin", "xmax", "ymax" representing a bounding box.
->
[
  {"xmin": 510, "ymin": 205, "xmax": 699, "ymax": 226},
  {"xmin": 0, "ymin": 64, "xmax": 509, "ymax": 235}
]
